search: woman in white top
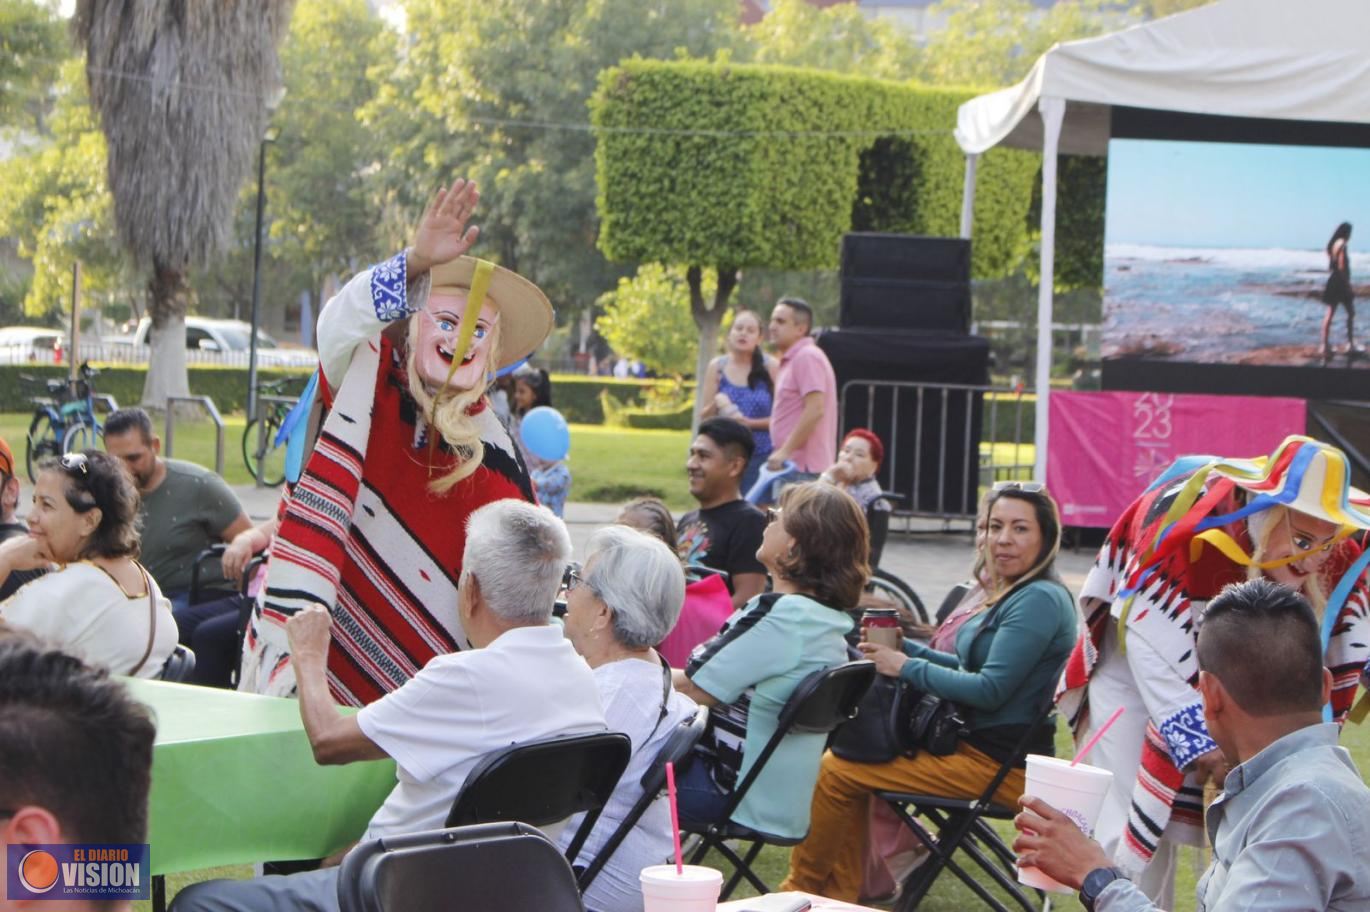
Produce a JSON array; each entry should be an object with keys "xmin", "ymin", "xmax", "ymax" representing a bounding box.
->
[
  {"xmin": 0, "ymin": 450, "xmax": 175, "ymax": 678},
  {"xmin": 560, "ymin": 525, "xmax": 697, "ymax": 912}
]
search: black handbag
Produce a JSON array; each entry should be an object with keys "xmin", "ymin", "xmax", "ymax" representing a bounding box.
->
[
  {"xmin": 829, "ymin": 674, "xmax": 923, "ymax": 763},
  {"xmin": 908, "ymin": 693, "xmax": 967, "ymax": 757}
]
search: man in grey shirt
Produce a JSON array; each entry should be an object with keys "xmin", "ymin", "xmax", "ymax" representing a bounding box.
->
[
  {"xmin": 103, "ymin": 408, "xmax": 252, "ymax": 612},
  {"xmin": 1014, "ymin": 578, "xmax": 1370, "ymax": 911}
]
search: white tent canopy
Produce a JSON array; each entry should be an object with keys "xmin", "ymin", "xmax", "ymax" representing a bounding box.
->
[{"xmin": 953, "ymin": 0, "xmax": 1370, "ymax": 477}]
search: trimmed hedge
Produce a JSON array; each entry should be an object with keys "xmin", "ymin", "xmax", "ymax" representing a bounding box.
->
[
  {"xmin": 0, "ymin": 366, "xmax": 686, "ymax": 427},
  {"xmin": 592, "ymin": 60, "xmax": 1042, "ymax": 280},
  {"xmin": 599, "ymin": 390, "xmax": 694, "ymax": 430},
  {"xmin": 0, "ymin": 364, "xmax": 313, "ymax": 415}
]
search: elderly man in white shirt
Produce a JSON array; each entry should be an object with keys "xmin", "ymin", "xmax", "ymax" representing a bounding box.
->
[{"xmin": 172, "ymin": 499, "xmax": 606, "ymax": 912}]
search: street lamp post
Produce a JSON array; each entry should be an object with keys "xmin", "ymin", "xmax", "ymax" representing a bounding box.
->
[{"xmin": 247, "ymin": 87, "xmax": 284, "ymax": 485}]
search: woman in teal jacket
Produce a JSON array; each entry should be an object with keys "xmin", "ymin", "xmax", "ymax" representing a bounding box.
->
[{"xmin": 782, "ymin": 482, "xmax": 1077, "ymax": 903}]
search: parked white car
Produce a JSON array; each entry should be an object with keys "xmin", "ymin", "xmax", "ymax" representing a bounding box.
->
[
  {"xmin": 104, "ymin": 317, "xmax": 318, "ymax": 369},
  {"xmin": 0, "ymin": 326, "xmax": 65, "ymax": 364}
]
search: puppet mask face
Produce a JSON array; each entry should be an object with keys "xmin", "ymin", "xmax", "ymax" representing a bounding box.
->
[{"xmin": 414, "ymin": 290, "xmax": 500, "ymax": 392}]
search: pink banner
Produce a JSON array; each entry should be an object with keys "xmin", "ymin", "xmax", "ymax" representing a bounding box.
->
[{"xmin": 1046, "ymin": 391, "xmax": 1307, "ymax": 528}]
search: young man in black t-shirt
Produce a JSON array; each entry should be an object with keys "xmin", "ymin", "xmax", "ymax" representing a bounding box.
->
[{"xmin": 677, "ymin": 418, "xmax": 768, "ymax": 609}]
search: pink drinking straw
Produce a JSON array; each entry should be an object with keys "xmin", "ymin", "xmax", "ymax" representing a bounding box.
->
[
  {"xmin": 1072, "ymin": 707, "xmax": 1124, "ymax": 767},
  {"xmin": 665, "ymin": 761, "xmax": 684, "ymax": 875}
]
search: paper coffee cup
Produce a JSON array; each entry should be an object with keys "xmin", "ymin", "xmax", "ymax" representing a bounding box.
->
[
  {"xmin": 1017, "ymin": 754, "xmax": 1114, "ymax": 893},
  {"xmin": 641, "ymin": 864, "xmax": 724, "ymax": 912}
]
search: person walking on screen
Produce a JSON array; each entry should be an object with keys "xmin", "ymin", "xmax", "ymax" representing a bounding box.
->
[{"xmin": 1320, "ymin": 222, "xmax": 1358, "ymax": 360}]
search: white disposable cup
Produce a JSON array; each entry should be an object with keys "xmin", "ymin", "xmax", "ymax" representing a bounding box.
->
[
  {"xmin": 1017, "ymin": 754, "xmax": 1114, "ymax": 893},
  {"xmin": 640, "ymin": 864, "xmax": 724, "ymax": 912}
]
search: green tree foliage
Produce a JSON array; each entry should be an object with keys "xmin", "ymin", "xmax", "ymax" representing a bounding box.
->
[
  {"xmin": 592, "ymin": 59, "xmax": 1039, "ymax": 410},
  {"xmin": 744, "ymin": 0, "xmax": 919, "ymax": 80},
  {"xmin": 0, "ymin": 0, "xmax": 67, "ymax": 134},
  {"xmin": 0, "ymin": 60, "xmax": 127, "ymax": 319},
  {"xmin": 595, "ymin": 264, "xmax": 708, "ymax": 378},
  {"xmin": 194, "ymin": 0, "xmax": 391, "ymax": 327},
  {"xmin": 919, "ymin": 0, "xmax": 1139, "ymax": 88},
  {"xmin": 367, "ymin": 0, "xmax": 740, "ymax": 319}
]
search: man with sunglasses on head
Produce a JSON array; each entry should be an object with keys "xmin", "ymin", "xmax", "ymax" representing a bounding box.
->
[
  {"xmin": 0, "ymin": 436, "xmax": 46, "ymax": 600},
  {"xmin": 1056, "ymin": 436, "xmax": 1370, "ymax": 907}
]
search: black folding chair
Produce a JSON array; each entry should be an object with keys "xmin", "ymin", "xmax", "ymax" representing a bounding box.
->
[
  {"xmin": 446, "ymin": 730, "xmax": 633, "ymax": 866},
  {"xmin": 684, "ymin": 659, "xmax": 877, "ymax": 899},
  {"xmin": 877, "ymin": 699, "xmax": 1059, "ymax": 912},
  {"xmin": 337, "ymin": 821, "xmax": 584, "ymax": 912},
  {"xmin": 572, "ymin": 705, "xmax": 710, "ymax": 891},
  {"xmin": 157, "ymin": 644, "xmax": 196, "ymax": 682}
]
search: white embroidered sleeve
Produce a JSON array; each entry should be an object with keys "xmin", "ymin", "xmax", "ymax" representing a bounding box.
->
[
  {"xmin": 1122, "ymin": 626, "xmax": 1218, "ymax": 769},
  {"xmin": 316, "ymin": 250, "xmax": 411, "ymax": 390}
]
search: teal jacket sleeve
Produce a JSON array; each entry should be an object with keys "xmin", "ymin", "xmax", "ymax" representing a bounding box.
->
[
  {"xmin": 898, "ymin": 584, "xmax": 1066, "ymax": 711},
  {"xmin": 900, "ymin": 637, "xmax": 959, "ymax": 668}
]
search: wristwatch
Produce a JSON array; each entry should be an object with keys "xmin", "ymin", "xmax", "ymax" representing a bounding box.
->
[{"xmin": 1080, "ymin": 866, "xmax": 1128, "ymax": 911}]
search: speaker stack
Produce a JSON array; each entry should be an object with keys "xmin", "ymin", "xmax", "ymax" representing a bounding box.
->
[{"xmin": 818, "ymin": 233, "xmax": 989, "ymax": 518}]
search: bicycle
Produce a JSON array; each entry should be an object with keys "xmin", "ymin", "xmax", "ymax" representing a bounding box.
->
[
  {"xmin": 20, "ymin": 362, "xmax": 104, "ymax": 482},
  {"xmin": 242, "ymin": 375, "xmax": 308, "ymax": 486}
]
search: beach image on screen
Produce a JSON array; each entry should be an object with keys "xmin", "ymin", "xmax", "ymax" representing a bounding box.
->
[{"xmin": 1102, "ymin": 138, "xmax": 1370, "ymax": 370}]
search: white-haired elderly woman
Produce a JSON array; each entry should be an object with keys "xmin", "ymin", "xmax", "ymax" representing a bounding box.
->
[{"xmin": 560, "ymin": 525, "xmax": 698, "ymax": 912}]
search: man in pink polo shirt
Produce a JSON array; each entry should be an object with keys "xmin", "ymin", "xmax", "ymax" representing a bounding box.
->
[{"xmin": 766, "ymin": 297, "xmax": 838, "ymax": 481}]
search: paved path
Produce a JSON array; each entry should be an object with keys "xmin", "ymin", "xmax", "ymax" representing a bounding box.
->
[{"xmin": 231, "ymin": 484, "xmax": 1096, "ymax": 609}]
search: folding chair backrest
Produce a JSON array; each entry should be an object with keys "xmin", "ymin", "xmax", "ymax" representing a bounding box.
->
[
  {"xmin": 445, "ymin": 731, "xmax": 632, "ymax": 830},
  {"xmin": 574, "ymin": 706, "xmax": 710, "ymax": 890},
  {"xmin": 188, "ymin": 544, "xmax": 229, "ymax": 605},
  {"xmin": 721, "ymin": 660, "xmax": 876, "ymax": 823},
  {"xmin": 158, "ymin": 645, "xmax": 196, "ymax": 683},
  {"xmin": 338, "ymin": 821, "xmax": 584, "ymax": 912}
]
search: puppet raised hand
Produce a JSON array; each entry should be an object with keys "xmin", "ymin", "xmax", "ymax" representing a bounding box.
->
[{"xmin": 410, "ymin": 179, "xmax": 481, "ymax": 275}]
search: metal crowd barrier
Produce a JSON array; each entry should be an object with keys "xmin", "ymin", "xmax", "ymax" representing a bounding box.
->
[
  {"xmin": 838, "ymin": 380, "xmax": 1035, "ymax": 524},
  {"xmin": 163, "ymin": 395, "xmax": 226, "ymax": 476}
]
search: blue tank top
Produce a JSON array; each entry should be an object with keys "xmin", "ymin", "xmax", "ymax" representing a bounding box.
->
[{"xmin": 717, "ymin": 359, "xmax": 773, "ymax": 456}]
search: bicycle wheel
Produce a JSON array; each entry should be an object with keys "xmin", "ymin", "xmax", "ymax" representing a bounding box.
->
[
  {"xmin": 62, "ymin": 420, "xmax": 101, "ymax": 455},
  {"xmin": 25, "ymin": 412, "xmax": 62, "ymax": 481},
  {"xmin": 242, "ymin": 416, "xmax": 287, "ymax": 486},
  {"xmin": 867, "ymin": 567, "xmax": 928, "ymax": 626}
]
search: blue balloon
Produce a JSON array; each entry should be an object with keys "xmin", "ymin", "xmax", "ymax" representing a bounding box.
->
[{"xmin": 520, "ymin": 406, "xmax": 570, "ymax": 462}]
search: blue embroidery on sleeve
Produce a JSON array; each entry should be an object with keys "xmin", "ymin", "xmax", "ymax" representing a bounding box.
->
[
  {"xmin": 1159, "ymin": 702, "xmax": 1217, "ymax": 770},
  {"xmin": 369, "ymin": 251, "xmax": 409, "ymax": 322}
]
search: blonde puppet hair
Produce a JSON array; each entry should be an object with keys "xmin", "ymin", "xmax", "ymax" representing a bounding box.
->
[{"xmin": 404, "ymin": 315, "xmax": 503, "ymax": 494}]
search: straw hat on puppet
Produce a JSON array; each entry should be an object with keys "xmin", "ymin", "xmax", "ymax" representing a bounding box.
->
[
  {"xmin": 1205, "ymin": 435, "xmax": 1370, "ymax": 534},
  {"xmin": 421, "ymin": 256, "xmax": 555, "ymax": 369}
]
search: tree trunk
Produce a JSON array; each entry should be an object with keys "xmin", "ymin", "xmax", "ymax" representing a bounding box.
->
[
  {"xmin": 688, "ymin": 264, "xmax": 740, "ymax": 432},
  {"xmin": 142, "ymin": 261, "xmax": 193, "ymax": 412}
]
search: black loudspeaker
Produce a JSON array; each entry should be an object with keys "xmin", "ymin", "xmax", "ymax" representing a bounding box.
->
[
  {"xmin": 818, "ymin": 329, "xmax": 990, "ymax": 518},
  {"xmin": 839, "ymin": 234, "xmax": 972, "ymax": 334}
]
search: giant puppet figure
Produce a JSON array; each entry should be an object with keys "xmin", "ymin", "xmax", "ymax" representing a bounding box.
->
[
  {"xmin": 240, "ymin": 179, "xmax": 552, "ymax": 705},
  {"xmin": 1057, "ymin": 435, "xmax": 1370, "ymax": 905}
]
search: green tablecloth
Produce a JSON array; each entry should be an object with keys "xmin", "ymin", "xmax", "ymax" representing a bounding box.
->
[{"xmin": 124, "ymin": 678, "xmax": 396, "ymax": 876}]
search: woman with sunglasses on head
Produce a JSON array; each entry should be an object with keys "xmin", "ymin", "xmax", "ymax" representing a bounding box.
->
[
  {"xmin": 781, "ymin": 481, "xmax": 1077, "ymax": 904},
  {"xmin": 0, "ymin": 451, "xmax": 176, "ymax": 678},
  {"xmin": 559, "ymin": 525, "xmax": 697, "ymax": 912},
  {"xmin": 1056, "ymin": 436, "xmax": 1370, "ymax": 907},
  {"xmin": 671, "ymin": 482, "xmax": 864, "ymax": 845}
]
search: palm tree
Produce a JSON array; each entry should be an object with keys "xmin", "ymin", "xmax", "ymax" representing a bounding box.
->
[{"xmin": 74, "ymin": 1, "xmax": 295, "ymax": 408}]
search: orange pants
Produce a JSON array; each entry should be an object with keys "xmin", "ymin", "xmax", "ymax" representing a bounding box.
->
[{"xmin": 780, "ymin": 742, "xmax": 1025, "ymax": 903}]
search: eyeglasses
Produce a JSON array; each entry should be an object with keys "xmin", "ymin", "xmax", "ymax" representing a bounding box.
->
[
  {"xmin": 563, "ymin": 562, "xmax": 589, "ymax": 593},
  {"xmin": 60, "ymin": 452, "xmax": 90, "ymax": 475},
  {"xmin": 766, "ymin": 507, "xmax": 783, "ymax": 526},
  {"xmin": 992, "ymin": 480, "xmax": 1044, "ymax": 493}
]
